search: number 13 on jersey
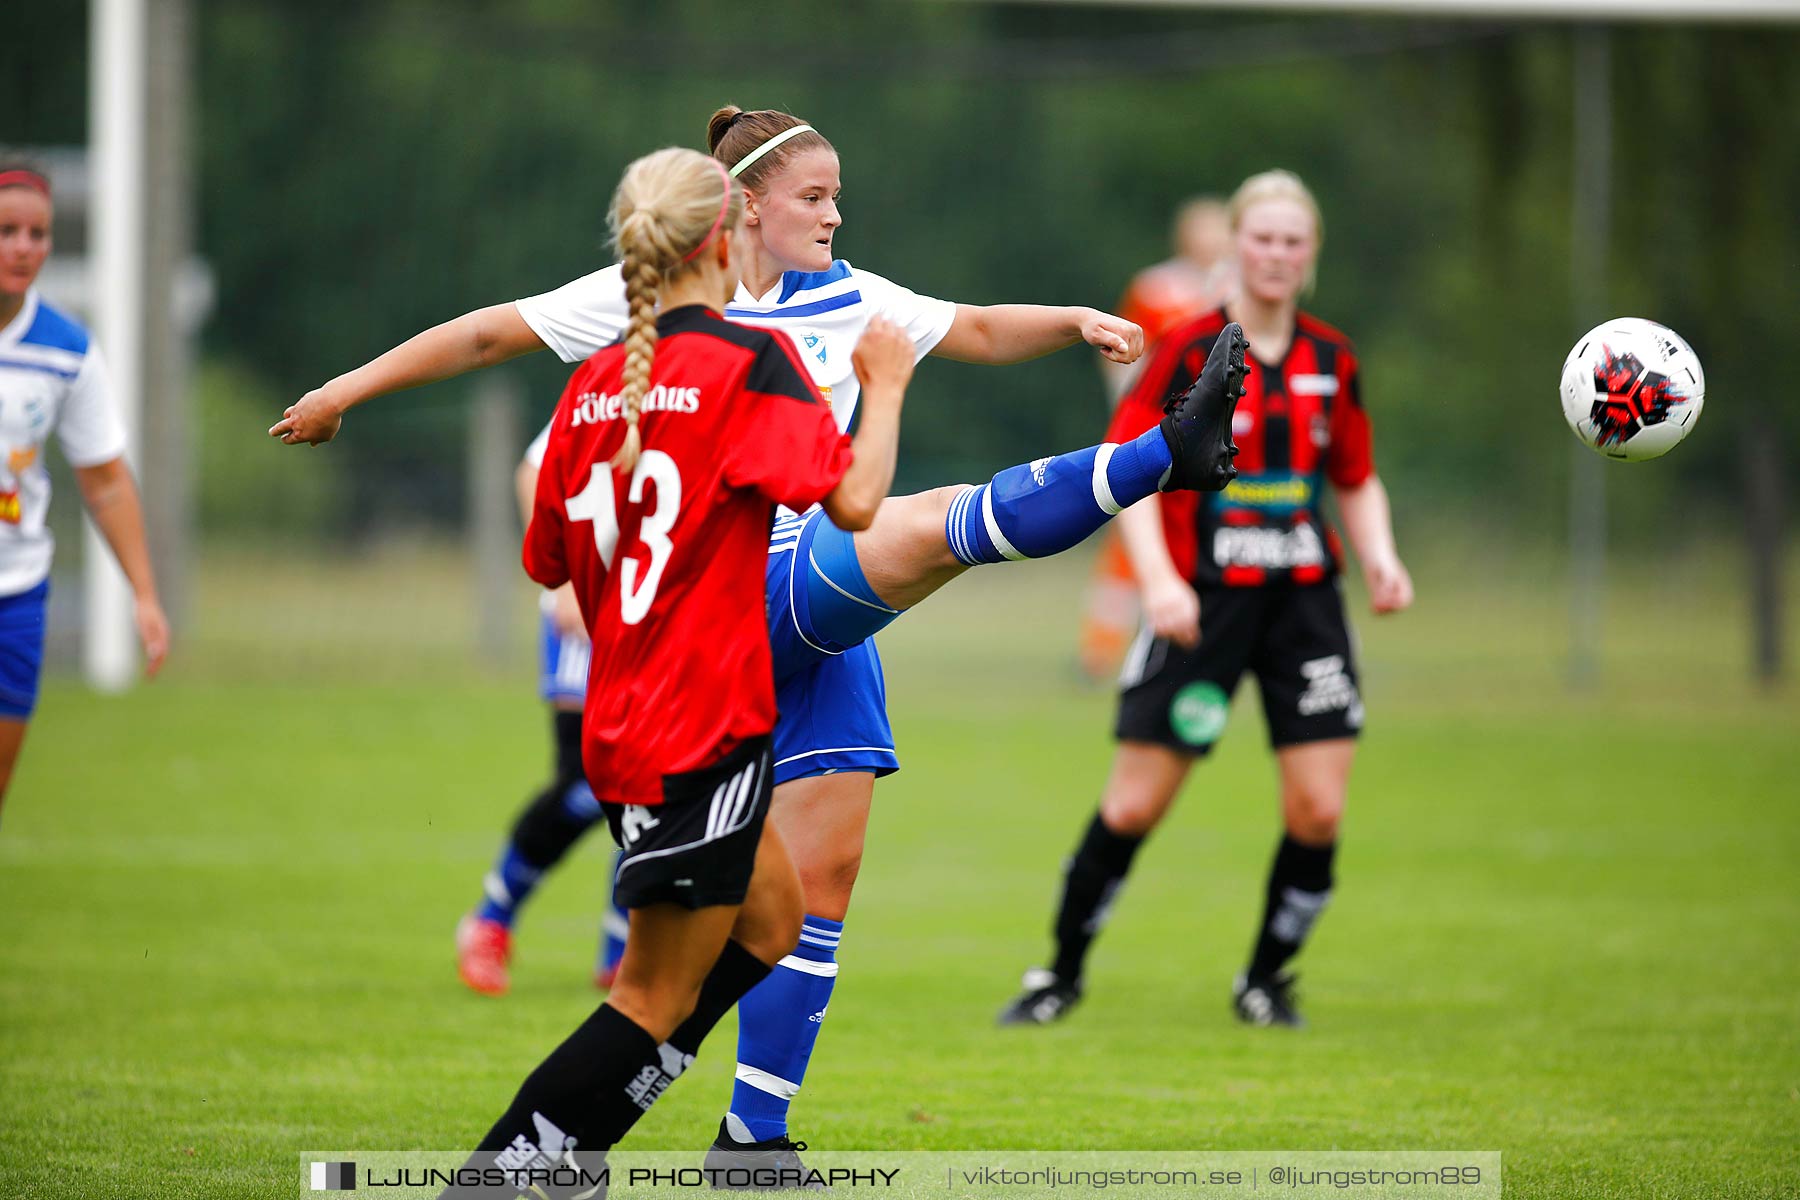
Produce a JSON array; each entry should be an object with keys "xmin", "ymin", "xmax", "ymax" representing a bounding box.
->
[{"xmin": 565, "ymin": 452, "xmax": 682, "ymax": 625}]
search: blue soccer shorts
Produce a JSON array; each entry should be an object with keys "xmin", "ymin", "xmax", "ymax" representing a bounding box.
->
[
  {"xmin": 765, "ymin": 510, "xmax": 907, "ymax": 785},
  {"xmin": 0, "ymin": 580, "xmax": 51, "ymax": 720}
]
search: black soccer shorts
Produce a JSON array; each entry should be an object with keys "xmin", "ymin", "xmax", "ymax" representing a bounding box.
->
[
  {"xmin": 602, "ymin": 734, "xmax": 774, "ymax": 911},
  {"xmin": 1114, "ymin": 580, "xmax": 1364, "ymax": 756}
]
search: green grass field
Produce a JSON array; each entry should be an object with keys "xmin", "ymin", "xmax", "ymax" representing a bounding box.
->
[{"xmin": 3, "ymin": 546, "xmax": 1797, "ymax": 1198}]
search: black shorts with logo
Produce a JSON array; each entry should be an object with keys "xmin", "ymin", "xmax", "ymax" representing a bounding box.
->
[
  {"xmin": 602, "ymin": 734, "xmax": 774, "ymax": 911},
  {"xmin": 1114, "ymin": 581, "xmax": 1363, "ymax": 756}
]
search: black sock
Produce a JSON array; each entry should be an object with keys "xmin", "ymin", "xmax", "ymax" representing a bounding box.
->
[
  {"xmin": 1247, "ymin": 835, "xmax": 1336, "ymax": 981},
  {"xmin": 509, "ymin": 712, "xmax": 598, "ymax": 870},
  {"xmin": 616, "ymin": 939, "xmax": 776, "ymax": 1113},
  {"xmin": 1050, "ymin": 811, "xmax": 1146, "ymax": 984},
  {"xmin": 440, "ymin": 1002, "xmax": 656, "ymax": 1198},
  {"xmin": 667, "ymin": 939, "xmax": 774, "ymax": 1058}
]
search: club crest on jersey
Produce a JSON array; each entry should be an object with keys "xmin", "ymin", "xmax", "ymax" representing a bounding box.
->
[
  {"xmin": 570, "ymin": 385, "xmax": 701, "ymax": 426},
  {"xmin": 800, "ymin": 332, "xmax": 828, "ymax": 366}
]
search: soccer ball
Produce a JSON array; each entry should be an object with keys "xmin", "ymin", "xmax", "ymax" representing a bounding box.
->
[{"xmin": 1559, "ymin": 318, "xmax": 1705, "ymax": 461}]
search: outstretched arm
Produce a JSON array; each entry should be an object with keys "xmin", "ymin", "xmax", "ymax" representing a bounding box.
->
[
  {"xmin": 271, "ymin": 303, "xmax": 546, "ymax": 445},
  {"xmin": 932, "ymin": 304, "xmax": 1143, "ymax": 367},
  {"xmin": 1334, "ymin": 474, "xmax": 1412, "ymax": 615},
  {"xmin": 72, "ymin": 457, "xmax": 169, "ymax": 678}
]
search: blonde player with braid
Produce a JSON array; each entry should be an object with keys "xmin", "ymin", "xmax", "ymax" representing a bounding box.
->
[
  {"xmin": 436, "ymin": 147, "xmax": 915, "ymax": 1198},
  {"xmin": 277, "ymin": 108, "xmax": 1246, "ymax": 1176}
]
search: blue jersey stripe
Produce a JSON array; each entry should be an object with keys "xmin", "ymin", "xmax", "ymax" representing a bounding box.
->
[
  {"xmin": 0, "ymin": 357, "xmax": 78, "ymax": 380},
  {"xmin": 728, "ymin": 291, "xmax": 861, "ymax": 321},
  {"xmin": 776, "ymin": 260, "xmax": 853, "ymax": 304},
  {"xmin": 20, "ymin": 298, "xmax": 91, "ymax": 355}
]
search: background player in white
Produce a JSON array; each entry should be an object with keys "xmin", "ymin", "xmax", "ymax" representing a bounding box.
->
[
  {"xmin": 271, "ymin": 108, "xmax": 1247, "ymax": 1169},
  {"xmin": 0, "ymin": 161, "xmax": 168, "ymax": 814}
]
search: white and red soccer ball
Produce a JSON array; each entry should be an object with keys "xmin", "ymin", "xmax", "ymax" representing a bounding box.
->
[{"xmin": 1560, "ymin": 317, "xmax": 1705, "ymax": 462}]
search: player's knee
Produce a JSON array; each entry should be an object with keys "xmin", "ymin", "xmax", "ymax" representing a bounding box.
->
[
  {"xmin": 795, "ymin": 844, "xmax": 862, "ymax": 920},
  {"xmin": 1284, "ymin": 787, "xmax": 1344, "ymax": 843},
  {"xmin": 1099, "ymin": 792, "xmax": 1167, "ymax": 838},
  {"xmin": 740, "ymin": 902, "xmax": 804, "ymax": 967}
]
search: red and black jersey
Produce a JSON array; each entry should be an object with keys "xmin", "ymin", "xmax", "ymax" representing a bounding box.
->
[
  {"xmin": 523, "ymin": 306, "xmax": 851, "ymax": 806},
  {"xmin": 1106, "ymin": 307, "xmax": 1373, "ymax": 588}
]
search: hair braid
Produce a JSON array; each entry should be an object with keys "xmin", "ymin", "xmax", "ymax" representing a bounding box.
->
[
  {"xmin": 604, "ymin": 147, "xmax": 744, "ymax": 474},
  {"xmin": 613, "ymin": 253, "xmax": 661, "ymax": 472}
]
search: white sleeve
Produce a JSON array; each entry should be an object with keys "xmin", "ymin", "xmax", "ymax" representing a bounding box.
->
[
  {"xmin": 852, "ymin": 267, "xmax": 957, "ymax": 363},
  {"xmin": 514, "ymin": 264, "xmax": 629, "ymax": 364},
  {"xmin": 55, "ymin": 344, "xmax": 129, "ymax": 468},
  {"xmin": 523, "ymin": 420, "xmax": 552, "ymax": 469}
]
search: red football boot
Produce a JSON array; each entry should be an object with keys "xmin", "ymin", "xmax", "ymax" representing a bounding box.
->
[{"xmin": 455, "ymin": 913, "xmax": 512, "ymax": 997}]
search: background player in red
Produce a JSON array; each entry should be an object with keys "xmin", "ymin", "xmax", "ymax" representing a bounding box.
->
[
  {"xmin": 1079, "ymin": 197, "xmax": 1237, "ymax": 683},
  {"xmin": 441, "ymin": 147, "xmax": 910, "ymax": 1196},
  {"xmin": 1003, "ymin": 169, "xmax": 1412, "ymax": 1030}
]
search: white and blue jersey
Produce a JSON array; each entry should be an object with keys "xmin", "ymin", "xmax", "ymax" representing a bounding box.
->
[
  {"xmin": 0, "ymin": 289, "xmax": 127, "ymax": 597},
  {"xmin": 0, "ymin": 289, "xmax": 127, "ymax": 717},
  {"xmin": 515, "ymin": 260, "xmax": 954, "ymax": 783},
  {"xmin": 517, "ymin": 259, "xmax": 953, "ymax": 442}
]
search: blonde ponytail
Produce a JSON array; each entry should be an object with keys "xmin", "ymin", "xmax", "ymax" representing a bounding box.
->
[{"xmin": 607, "ymin": 148, "xmax": 743, "ymax": 473}]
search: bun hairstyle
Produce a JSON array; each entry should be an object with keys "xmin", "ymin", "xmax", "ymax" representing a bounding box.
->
[
  {"xmin": 1228, "ymin": 169, "xmax": 1324, "ymax": 294},
  {"xmin": 706, "ymin": 106, "xmax": 833, "ymax": 193},
  {"xmin": 606, "ymin": 146, "xmax": 743, "ymax": 472}
]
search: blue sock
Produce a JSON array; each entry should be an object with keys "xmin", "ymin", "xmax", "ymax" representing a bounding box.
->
[
  {"xmin": 728, "ymin": 915, "xmax": 843, "ymax": 1142},
  {"xmin": 477, "ymin": 848, "xmax": 542, "ymax": 927},
  {"xmin": 945, "ymin": 426, "xmax": 1172, "ymax": 566},
  {"xmin": 476, "ymin": 777, "xmax": 600, "ymax": 928}
]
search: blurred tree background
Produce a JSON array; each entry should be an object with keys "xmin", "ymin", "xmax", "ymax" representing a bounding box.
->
[{"xmin": 5, "ymin": 1, "xmax": 1795, "ymax": 553}]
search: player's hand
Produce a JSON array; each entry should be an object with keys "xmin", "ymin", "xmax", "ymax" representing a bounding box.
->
[
  {"xmin": 134, "ymin": 593, "xmax": 170, "ymax": 680},
  {"xmin": 550, "ymin": 583, "xmax": 588, "ymax": 642},
  {"xmin": 1142, "ymin": 574, "xmax": 1201, "ymax": 649},
  {"xmin": 852, "ymin": 317, "xmax": 914, "ymax": 411},
  {"xmin": 270, "ymin": 386, "xmax": 346, "ymax": 445},
  {"xmin": 1082, "ymin": 310, "xmax": 1144, "ymax": 365},
  {"xmin": 1365, "ymin": 556, "xmax": 1414, "ymax": 615}
]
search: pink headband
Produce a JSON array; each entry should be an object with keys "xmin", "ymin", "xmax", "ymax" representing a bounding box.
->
[
  {"xmin": 680, "ymin": 160, "xmax": 735, "ymax": 263},
  {"xmin": 0, "ymin": 170, "xmax": 50, "ymax": 198}
]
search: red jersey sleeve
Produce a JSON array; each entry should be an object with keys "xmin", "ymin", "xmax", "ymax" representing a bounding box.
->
[
  {"xmin": 1325, "ymin": 348, "xmax": 1374, "ymax": 489},
  {"xmin": 522, "ymin": 391, "xmax": 575, "ymax": 589},
  {"xmin": 724, "ymin": 331, "xmax": 852, "ymax": 511}
]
